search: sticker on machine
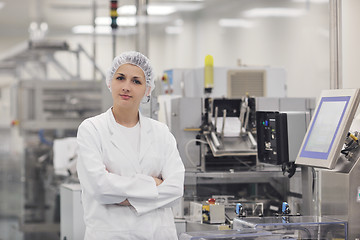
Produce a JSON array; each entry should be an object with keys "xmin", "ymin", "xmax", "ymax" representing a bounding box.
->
[{"xmin": 357, "ymin": 187, "xmax": 360, "ymax": 202}]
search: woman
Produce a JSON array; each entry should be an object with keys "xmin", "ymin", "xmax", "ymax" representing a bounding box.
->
[{"xmin": 76, "ymin": 51, "xmax": 185, "ymax": 240}]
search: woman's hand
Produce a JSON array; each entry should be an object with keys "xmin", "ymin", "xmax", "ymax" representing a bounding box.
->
[
  {"xmin": 153, "ymin": 177, "xmax": 163, "ymax": 186},
  {"xmin": 118, "ymin": 199, "xmax": 131, "ymax": 206}
]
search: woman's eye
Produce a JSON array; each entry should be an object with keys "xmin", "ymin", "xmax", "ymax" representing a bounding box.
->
[
  {"xmin": 116, "ymin": 76, "xmax": 125, "ymax": 80},
  {"xmin": 133, "ymin": 79, "xmax": 142, "ymax": 85}
]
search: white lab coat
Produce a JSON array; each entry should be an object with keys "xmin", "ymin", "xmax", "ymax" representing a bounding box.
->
[{"xmin": 76, "ymin": 108, "xmax": 185, "ymax": 240}]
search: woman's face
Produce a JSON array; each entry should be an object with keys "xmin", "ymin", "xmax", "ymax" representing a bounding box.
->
[{"xmin": 111, "ymin": 63, "xmax": 147, "ymax": 110}]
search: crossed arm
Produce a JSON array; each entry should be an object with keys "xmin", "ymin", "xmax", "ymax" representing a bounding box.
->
[
  {"xmin": 77, "ymin": 120, "xmax": 185, "ymax": 215},
  {"xmin": 118, "ymin": 177, "xmax": 163, "ymax": 206}
]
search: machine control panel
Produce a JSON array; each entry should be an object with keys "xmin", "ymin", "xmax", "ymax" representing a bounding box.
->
[{"xmin": 256, "ymin": 111, "xmax": 288, "ymax": 165}]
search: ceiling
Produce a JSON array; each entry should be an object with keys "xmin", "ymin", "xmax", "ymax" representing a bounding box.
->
[
  {"xmin": 0, "ymin": 0, "xmax": 328, "ymax": 38},
  {"xmin": 0, "ymin": 0, "xmax": 214, "ymax": 37}
]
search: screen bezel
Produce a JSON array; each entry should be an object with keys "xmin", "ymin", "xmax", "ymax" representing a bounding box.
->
[{"xmin": 295, "ymin": 89, "xmax": 360, "ymax": 169}]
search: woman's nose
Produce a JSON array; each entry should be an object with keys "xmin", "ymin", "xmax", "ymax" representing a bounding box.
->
[{"xmin": 122, "ymin": 80, "xmax": 131, "ymax": 92}]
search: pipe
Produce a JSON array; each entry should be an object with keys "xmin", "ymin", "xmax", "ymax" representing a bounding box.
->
[
  {"xmin": 136, "ymin": 0, "xmax": 149, "ymax": 55},
  {"xmin": 329, "ymin": 0, "xmax": 342, "ymax": 89},
  {"xmin": 92, "ymin": 0, "xmax": 97, "ymax": 80}
]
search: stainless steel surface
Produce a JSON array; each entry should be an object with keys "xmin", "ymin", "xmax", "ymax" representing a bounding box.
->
[
  {"xmin": 185, "ymin": 221, "xmax": 230, "ymax": 232},
  {"xmin": 256, "ymin": 97, "xmax": 315, "ymax": 114},
  {"xmin": 220, "ymin": 109, "xmax": 226, "ymax": 141},
  {"xmin": 318, "ymin": 154, "xmax": 360, "ymax": 239},
  {"xmin": 186, "ymin": 168, "xmax": 288, "ymax": 185},
  {"xmin": 175, "ymin": 218, "xmax": 186, "ymax": 237},
  {"xmin": 300, "ymin": 166, "xmax": 314, "ymax": 216},
  {"xmin": 286, "ymin": 112, "xmax": 308, "ymax": 162},
  {"xmin": 171, "ymin": 97, "xmax": 202, "ymax": 169},
  {"xmin": 17, "ymin": 80, "xmax": 102, "ymax": 130},
  {"xmin": 205, "ymin": 134, "xmax": 257, "ymax": 157}
]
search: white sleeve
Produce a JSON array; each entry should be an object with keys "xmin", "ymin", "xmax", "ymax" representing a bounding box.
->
[
  {"xmin": 128, "ymin": 129, "xmax": 185, "ymax": 215},
  {"xmin": 76, "ymin": 120, "xmax": 158, "ymax": 205}
]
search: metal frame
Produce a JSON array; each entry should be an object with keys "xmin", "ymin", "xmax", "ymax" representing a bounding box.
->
[{"xmin": 329, "ymin": 0, "xmax": 342, "ymax": 89}]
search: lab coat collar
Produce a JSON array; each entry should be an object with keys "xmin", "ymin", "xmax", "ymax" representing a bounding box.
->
[{"xmin": 106, "ymin": 108, "xmax": 153, "ymax": 168}]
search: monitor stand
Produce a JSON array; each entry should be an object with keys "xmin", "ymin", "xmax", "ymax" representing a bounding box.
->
[{"xmin": 303, "ymin": 149, "xmax": 360, "ymax": 239}]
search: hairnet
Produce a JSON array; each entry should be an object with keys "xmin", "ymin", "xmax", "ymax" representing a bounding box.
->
[{"xmin": 106, "ymin": 51, "xmax": 155, "ymax": 97}]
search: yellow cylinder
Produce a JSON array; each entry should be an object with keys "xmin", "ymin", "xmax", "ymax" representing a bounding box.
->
[{"xmin": 204, "ymin": 55, "xmax": 214, "ymax": 94}]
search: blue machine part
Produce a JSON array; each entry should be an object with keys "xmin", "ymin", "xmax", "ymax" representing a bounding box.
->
[
  {"xmin": 282, "ymin": 202, "xmax": 290, "ymax": 215},
  {"xmin": 164, "ymin": 69, "xmax": 173, "ymax": 85},
  {"xmin": 235, "ymin": 203, "xmax": 243, "ymax": 216}
]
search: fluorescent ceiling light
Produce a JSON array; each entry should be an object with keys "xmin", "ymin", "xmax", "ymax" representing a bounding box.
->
[
  {"xmin": 148, "ymin": 3, "xmax": 203, "ymax": 14},
  {"xmin": 244, "ymin": 8, "xmax": 306, "ymax": 18},
  {"xmin": 118, "ymin": 4, "xmax": 176, "ymax": 16},
  {"xmin": 169, "ymin": 3, "xmax": 203, "ymax": 12},
  {"xmin": 96, "ymin": 16, "xmax": 170, "ymax": 26},
  {"xmin": 117, "ymin": 5, "xmax": 136, "ymax": 15},
  {"xmin": 218, "ymin": 19, "xmax": 254, "ymax": 28},
  {"xmin": 292, "ymin": 0, "xmax": 328, "ymax": 3},
  {"xmin": 117, "ymin": 17, "xmax": 137, "ymax": 26},
  {"xmin": 116, "ymin": 3, "xmax": 203, "ymax": 16},
  {"xmin": 95, "ymin": 17, "xmax": 111, "ymax": 25},
  {"xmin": 147, "ymin": 6, "xmax": 176, "ymax": 15}
]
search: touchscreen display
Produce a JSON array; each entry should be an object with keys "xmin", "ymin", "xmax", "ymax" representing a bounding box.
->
[{"xmin": 300, "ymin": 96, "xmax": 349, "ymax": 159}]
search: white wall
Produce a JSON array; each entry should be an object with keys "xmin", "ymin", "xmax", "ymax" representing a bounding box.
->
[{"xmin": 342, "ymin": 0, "xmax": 360, "ymax": 89}]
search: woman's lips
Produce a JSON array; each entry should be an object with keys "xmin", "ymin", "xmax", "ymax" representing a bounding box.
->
[{"xmin": 120, "ymin": 94, "xmax": 131, "ymax": 100}]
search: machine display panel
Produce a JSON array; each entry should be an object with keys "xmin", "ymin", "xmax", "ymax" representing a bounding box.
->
[
  {"xmin": 295, "ymin": 89, "xmax": 360, "ymax": 169},
  {"xmin": 299, "ymin": 96, "xmax": 349, "ymax": 159}
]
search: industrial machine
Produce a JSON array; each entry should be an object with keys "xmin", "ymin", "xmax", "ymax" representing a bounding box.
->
[
  {"xmin": 164, "ymin": 59, "xmax": 316, "ymax": 233},
  {"xmin": 162, "ymin": 66, "xmax": 286, "ymax": 99},
  {"xmin": 17, "ymin": 79, "xmax": 103, "ymax": 227},
  {"xmin": 199, "ymin": 96, "xmax": 257, "ymax": 172},
  {"xmin": 221, "ymin": 88, "xmax": 360, "ymax": 240},
  {"xmin": 0, "ymin": 40, "xmax": 106, "ymax": 239},
  {"xmin": 169, "ymin": 96, "xmax": 315, "ymax": 234}
]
